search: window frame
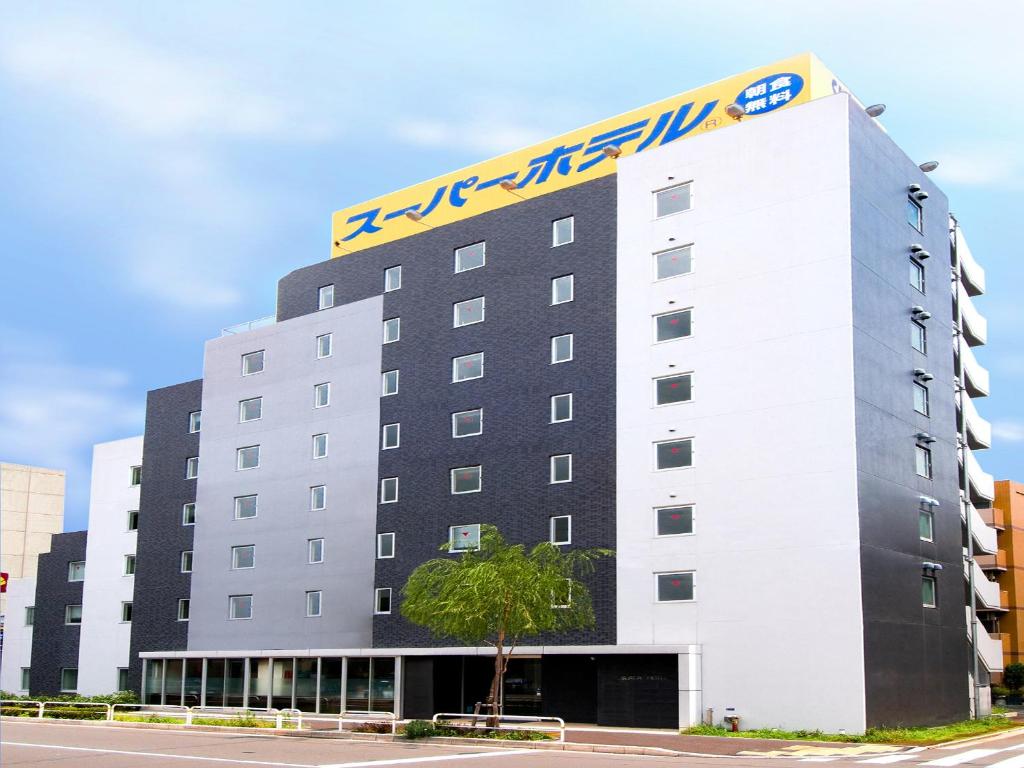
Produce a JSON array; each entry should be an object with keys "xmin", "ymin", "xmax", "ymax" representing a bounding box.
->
[
  {"xmin": 377, "ymin": 532, "xmax": 395, "ymax": 559},
  {"xmin": 384, "ymin": 265, "xmax": 402, "ymax": 292},
  {"xmin": 911, "ymin": 320, "xmax": 928, "ymax": 354},
  {"xmin": 654, "ymin": 438, "xmax": 695, "ymax": 471},
  {"xmin": 380, "ymin": 477, "xmax": 398, "ymax": 504},
  {"xmin": 308, "ymin": 538, "xmax": 325, "ymax": 564},
  {"xmin": 65, "ymin": 604, "xmax": 83, "ymax": 625},
  {"xmin": 318, "ymin": 284, "xmax": 335, "ymax": 310},
  {"xmin": 130, "ymin": 465, "xmax": 142, "ymax": 486},
  {"xmin": 178, "ymin": 598, "xmax": 191, "ymax": 622},
  {"xmin": 655, "ymin": 571, "xmax": 696, "ymax": 603},
  {"xmin": 234, "ymin": 494, "xmax": 258, "ymax": 520},
  {"xmin": 382, "ymin": 370, "xmax": 399, "ymax": 396},
  {"xmin": 454, "ymin": 242, "xmax": 486, "ymax": 273},
  {"xmin": 451, "ymin": 466, "xmax": 482, "ymax": 495},
  {"xmin": 552, "ymin": 216, "xmax": 574, "ymax": 247},
  {"xmin": 306, "ymin": 590, "xmax": 322, "ymax": 618},
  {"xmin": 922, "ymin": 575, "xmax": 937, "ymax": 608},
  {"xmin": 551, "ymin": 333, "xmax": 574, "ymax": 364},
  {"xmin": 916, "ymin": 444, "xmax": 933, "ymax": 479},
  {"xmin": 654, "ymin": 181, "xmax": 693, "ymax": 219},
  {"xmin": 551, "ymin": 578, "xmax": 573, "ymax": 609},
  {"xmin": 383, "ymin": 317, "xmax": 401, "ymax": 344},
  {"xmin": 654, "ymin": 244, "xmax": 694, "ymax": 281},
  {"xmin": 188, "ymin": 411, "xmax": 201, "ymax": 434},
  {"xmin": 25, "ymin": 606, "xmax": 35, "ymax": 626},
  {"xmin": 452, "ymin": 408, "xmax": 483, "ymax": 438},
  {"xmin": 551, "ymin": 274, "xmax": 574, "ymax": 305},
  {"xmin": 314, "ymin": 382, "xmax": 331, "ymax": 408},
  {"xmin": 654, "ymin": 372, "xmax": 694, "ymax": 406},
  {"xmin": 910, "ymin": 258, "xmax": 926, "ymax": 294},
  {"xmin": 60, "ymin": 668, "xmax": 79, "ymax": 692},
  {"xmin": 185, "ymin": 456, "xmax": 199, "ymax": 479},
  {"xmin": 21, "ymin": 667, "xmax": 31, "ymax": 691},
  {"xmin": 655, "ymin": 505, "xmax": 696, "ymax": 538},
  {"xmin": 127, "ymin": 509, "xmax": 139, "ymax": 531},
  {"xmin": 550, "ymin": 515, "xmax": 572, "ymax": 545},
  {"xmin": 449, "ymin": 523, "xmax": 481, "ymax": 553},
  {"xmin": 453, "ymin": 296, "xmax": 486, "ymax": 328},
  {"xmin": 907, "ymin": 197, "xmax": 923, "ymax": 232},
  {"xmin": 317, "ymin": 333, "xmax": 333, "ymax": 359},
  {"xmin": 239, "ymin": 396, "xmax": 263, "ymax": 423},
  {"xmin": 452, "ymin": 352, "xmax": 484, "ymax": 382},
  {"xmin": 241, "ymin": 350, "xmax": 265, "ymax": 376},
  {"xmin": 235, "ymin": 445, "xmax": 260, "ymax": 471},
  {"xmin": 68, "ymin": 561, "xmax": 85, "ymax": 582},
  {"xmin": 913, "ymin": 382, "xmax": 930, "ymax": 417},
  {"xmin": 381, "ymin": 423, "xmax": 400, "ymax": 450},
  {"xmin": 550, "ymin": 454, "xmax": 573, "ymax": 484},
  {"xmin": 374, "ymin": 587, "xmax": 393, "ymax": 615},
  {"xmin": 310, "ymin": 485, "xmax": 327, "ymax": 511},
  {"xmin": 124, "ymin": 554, "xmax": 136, "ymax": 576},
  {"xmin": 121, "ymin": 601, "xmax": 133, "ymax": 623},
  {"xmin": 919, "ymin": 509, "xmax": 935, "ymax": 542},
  {"xmin": 182, "ymin": 502, "xmax": 196, "ymax": 526},
  {"xmin": 228, "ymin": 594, "xmax": 253, "ymax": 621},
  {"xmin": 312, "ymin": 432, "xmax": 329, "ymax": 459},
  {"xmin": 654, "ymin": 308, "xmax": 693, "ymax": 343},
  {"xmin": 180, "ymin": 550, "xmax": 194, "ymax": 573},
  {"xmin": 550, "ymin": 393, "xmax": 573, "ymax": 423}
]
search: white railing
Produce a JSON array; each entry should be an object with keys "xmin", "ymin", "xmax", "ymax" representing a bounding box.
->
[
  {"xmin": 969, "ymin": 561, "xmax": 1003, "ymax": 610},
  {"xmin": 966, "ymin": 448, "xmax": 996, "ymax": 502},
  {"xmin": 963, "ymin": 394, "xmax": 993, "ymax": 450},
  {"xmin": 959, "ymin": 287, "xmax": 988, "ymax": 347},
  {"xmin": 966, "ymin": 608, "xmax": 1005, "ymax": 673},
  {"xmin": 959, "ymin": 342, "xmax": 990, "ymax": 397},
  {"xmin": 221, "ymin": 315, "xmax": 275, "ymax": 336},
  {"xmin": 955, "ymin": 226, "xmax": 987, "ymax": 296},
  {"xmin": 334, "ymin": 710, "xmax": 397, "ymax": 734},
  {"xmin": 0, "ymin": 700, "xmax": 43, "ymax": 717},
  {"xmin": 432, "ymin": 712, "xmax": 565, "ymax": 742},
  {"xmin": 964, "ymin": 501, "xmax": 998, "ymax": 555}
]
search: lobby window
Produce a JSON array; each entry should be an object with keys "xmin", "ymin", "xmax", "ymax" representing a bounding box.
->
[
  {"xmin": 911, "ymin": 321, "xmax": 927, "ymax": 354},
  {"xmin": 317, "ymin": 333, "xmax": 333, "ymax": 359},
  {"xmin": 382, "ymin": 370, "xmax": 399, "ymax": 396},
  {"xmin": 552, "ymin": 216, "xmax": 574, "ymax": 247},
  {"xmin": 124, "ymin": 554, "xmax": 136, "ymax": 576},
  {"xmin": 655, "ymin": 309, "xmax": 692, "ymax": 342},
  {"xmin": 657, "ymin": 572, "xmax": 695, "ymax": 602},
  {"xmin": 229, "ymin": 594, "xmax": 253, "ymax": 620},
  {"xmin": 550, "ymin": 454, "xmax": 572, "ymax": 484},
  {"xmin": 239, "ymin": 396, "xmax": 263, "ymax": 423},
  {"xmin": 551, "ymin": 275, "xmax": 574, "ymax": 305},
  {"xmin": 61, "ymin": 668, "xmax": 79, "ymax": 692},
  {"xmin": 915, "ymin": 445, "xmax": 932, "ymax": 479},
  {"xmin": 453, "ymin": 352, "xmax": 483, "ymax": 382},
  {"xmin": 21, "ymin": 668, "xmax": 30, "ymax": 691},
  {"xmin": 656, "ymin": 438, "xmax": 693, "ymax": 470},
  {"xmin": 655, "ymin": 182, "xmax": 692, "ymax": 218},
  {"xmin": 65, "ymin": 604, "xmax": 82, "ymax": 625},
  {"xmin": 186, "ymin": 456, "xmax": 199, "ymax": 479},
  {"xmin": 318, "ymin": 284, "xmax": 335, "ymax": 310},
  {"xmin": 911, "ymin": 258, "xmax": 925, "ymax": 294},
  {"xmin": 375, "ymin": 587, "xmax": 392, "ymax": 614},
  {"xmin": 310, "ymin": 485, "xmax": 327, "ymax": 511},
  {"xmin": 656, "ymin": 505, "xmax": 694, "ymax": 537},
  {"xmin": 234, "ymin": 494, "xmax": 258, "ymax": 520},
  {"xmin": 314, "ymin": 382, "xmax": 331, "ymax": 408},
  {"xmin": 922, "ymin": 575, "xmax": 937, "ymax": 608},
  {"xmin": 450, "ymin": 523, "xmax": 481, "ymax": 552},
  {"xmin": 121, "ymin": 602, "xmax": 133, "ymax": 623},
  {"xmin": 68, "ymin": 561, "xmax": 85, "ymax": 582},
  {"xmin": 377, "ymin": 532, "xmax": 395, "ymax": 559},
  {"xmin": 384, "ymin": 265, "xmax": 402, "ymax": 292},
  {"xmin": 455, "ymin": 242, "xmax": 485, "ymax": 273},
  {"xmin": 25, "ymin": 606, "xmax": 34, "ymax": 626},
  {"xmin": 383, "ymin": 317, "xmax": 400, "ymax": 344},
  {"xmin": 306, "ymin": 590, "xmax": 322, "ymax": 618},
  {"xmin": 231, "ymin": 545, "xmax": 254, "ymax": 570},
  {"xmin": 550, "ymin": 393, "xmax": 573, "ymax": 423},
  {"xmin": 655, "ymin": 373, "xmax": 693, "ymax": 406},
  {"xmin": 550, "ymin": 515, "xmax": 571, "ymax": 545},
  {"xmin": 452, "ymin": 408, "xmax": 483, "ymax": 438},
  {"xmin": 313, "ymin": 433, "xmax": 329, "ymax": 459},
  {"xmin": 130, "ymin": 465, "xmax": 142, "ymax": 486},
  {"xmin": 914, "ymin": 382, "xmax": 930, "ymax": 416},
  {"xmin": 180, "ymin": 550, "xmax": 193, "ymax": 573},
  {"xmin": 236, "ymin": 445, "xmax": 260, "ymax": 471},
  {"xmin": 127, "ymin": 509, "xmax": 139, "ymax": 531},
  {"xmin": 919, "ymin": 510, "xmax": 934, "ymax": 542},
  {"xmin": 241, "ymin": 350, "xmax": 265, "ymax": 376},
  {"xmin": 655, "ymin": 244, "xmax": 693, "ymax": 280},
  {"xmin": 551, "ymin": 333, "xmax": 573, "ymax": 364},
  {"xmin": 451, "ymin": 466, "xmax": 482, "ymax": 494},
  {"xmin": 382, "ymin": 423, "xmax": 400, "ymax": 450},
  {"xmin": 178, "ymin": 599, "xmax": 190, "ymax": 621},
  {"xmin": 380, "ymin": 477, "xmax": 398, "ymax": 504},
  {"xmin": 907, "ymin": 197, "xmax": 923, "ymax": 232},
  {"xmin": 188, "ymin": 411, "xmax": 201, "ymax": 433},
  {"xmin": 454, "ymin": 297, "xmax": 485, "ymax": 327}
]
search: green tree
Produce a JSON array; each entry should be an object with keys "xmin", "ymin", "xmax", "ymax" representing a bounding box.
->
[
  {"xmin": 1003, "ymin": 662, "xmax": 1024, "ymax": 692},
  {"xmin": 400, "ymin": 525, "xmax": 612, "ymax": 721}
]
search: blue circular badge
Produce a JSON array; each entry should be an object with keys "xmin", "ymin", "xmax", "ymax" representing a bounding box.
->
[{"xmin": 734, "ymin": 73, "xmax": 805, "ymax": 116}]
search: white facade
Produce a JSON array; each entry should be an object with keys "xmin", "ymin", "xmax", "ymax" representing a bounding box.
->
[{"xmin": 0, "ymin": 577, "xmax": 37, "ymax": 693}]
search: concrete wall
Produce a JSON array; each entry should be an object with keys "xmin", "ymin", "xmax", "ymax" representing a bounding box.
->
[
  {"xmin": 29, "ymin": 531, "xmax": 87, "ymax": 696},
  {"xmin": 78, "ymin": 436, "xmax": 143, "ymax": 694},
  {"xmin": 0, "ymin": 577, "xmax": 36, "ymax": 692}
]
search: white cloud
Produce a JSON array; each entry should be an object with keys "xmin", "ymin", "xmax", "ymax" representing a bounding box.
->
[
  {"xmin": 993, "ymin": 421, "xmax": 1024, "ymax": 443},
  {"xmin": 934, "ymin": 142, "xmax": 1023, "ymax": 188},
  {"xmin": 394, "ymin": 117, "xmax": 549, "ymax": 156}
]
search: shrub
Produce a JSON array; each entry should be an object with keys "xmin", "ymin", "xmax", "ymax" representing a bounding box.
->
[
  {"xmin": 992, "ymin": 685, "xmax": 1011, "ymax": 698},
  {"xmin": 1003, "ymin": 664, "xmax": 1024, "ymax": 692},
  {"xmin": 403, "ymin": 720, "xmax": 436, "ymax": 739},
  {"xmin": 352, "ymin": 721, "xmax": 393, "ymax": 734},
  {"xmin": 41, "ymin": 707, "xmax": 107, "ymax": 720}
]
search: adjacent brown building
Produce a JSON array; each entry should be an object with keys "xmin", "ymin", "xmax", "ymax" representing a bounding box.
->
[{"xmin": 983, "ymin": 480, "xmax": 1024, "ymax": 669}]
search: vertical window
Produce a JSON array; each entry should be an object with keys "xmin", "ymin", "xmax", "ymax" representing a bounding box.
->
[
  {"xmin": 655, "ymin": 309, "xmax": 693, "ymax": 342},
  {"xmin": 377, "ymin": 532, "xmax": 395, "ymax": 559},
  {"xmin": 451, "ymin": 466, "xmax": 482, "ymax": 494},
  {"xmin": 310, "ymin": 485, "xmax": 327, "ymax": 511},
  {"xmin": 127, "ymin": 510, "xmax": 139, "ymax": 531},
  {"xmin": 318, "ymin": 284, "xmax": 335, "ymax": 310},
  {"xmin": 655, "ymin": 182, "xmax": 692, "ymax": 218},
  {"xmin": 178, "ymin": 599, "xmax": 191, "ymax": 621},
  {"xmin": 550, "ymin": 454, "xmax": 572, "ymax": 484},
  {"xmin": 453, "ymin": 297, "xmax": 485, "ymax": 327},
  {"xmin": 380, "ymin": 477, "xmax": 399, "ymax": 504},
  {"xmin": 916, "ymin": 445, "xmax": 933, "ymax": 479},
  {"xmin": 551, "ymin": 334, "xmax": 574, "ymax": 364},
  {"xmin": 455, "ymin": 242, "xmax": 485, "ymax": 273},
  {"xmin": 919, "ymin": 510, "xmax": 934, "ymax": 542},
  {"xmin": 186, "ymin": 456, "xmax": 199, "ymax": 478},
  {"xmin": 65, "ymin": 604, "xmax": 82, "ymax": 624},
  {"xmin": 655, "ymin": 245, "xmax": 693, "ymax": 280},
  {"xmin": 236, "ymin": 446, "xmax": 259, "ymax": 471},
  {"xmin": 452, "ymin": 352, "xmax": 484, "ymax": 382},
  {"xmin": 656, "ymin": 505, "xmax": 694, "ymax": 536},
  {"xmin": 182, "ymin": 503, "xmax": 196, "ymax": 526},
  {"xmin": 656, "ymin": 572, "xmax": 695, "ymax": 602},
  {"xmin": 180, "ymin": 550, "xmax": 193, "ymax": 573},
  {"xmin": 452, "ymin": 409, "xmax": 483, "ymax": 438},
  {"xmin": 375, "ymin": 587, "xmax": 392, "ymax": 614},
  {"xmin": 381, "ymin": 423, "xmax": 400, "ymax": 450},
  {"xmin": 922, "ymin": 575, "xmax": 937, "ymax": 607},
  {"xmin": 21, "ymin": 668, "xmax": 31, "ymax": 690},
  {"xmin": 312, "ymin": 433, "xmax": 329, "ymax": 459},
  {"xmin": 230, "ymin": 545, "xmax": 254, "ymax": 569},
  {"xmin": 550, "ymin": 515, "xmax": 571, "ymax": 545},
  {"xmin": 234, "ymin": 494, "xmax": 258, "ymax": 520},
  {"xmin": 188, "ymin": 411, "xmax": 201, "ymax": 433},
  {"xmin": 382, "ymin": 370, "xmax": 399, "ymax": 396},
  {"xmin": 551, "ymin": 275, "xmax": 574, "ymax": 305},
  {"xmin": 450, "ymin": 524, "xmax": 481, "ymax": 552},
  {"xmin": 229, "ymin": 595, "xmax": 253, "ymax": 620},
  {"xmin": 911, "ymin": 321, "xmax": 927, "ymax": 354},
  {"xmin": 550, "ymin": 393, "xmax": 573, "ymax": 423},
  {"xmin": 25, "ymin": 606, "xmax": 34, "ymax": 626},
  {"xmin": 552, "ymin": 216, "xmax": 574, "ymax": 246},
  {"xmin": 383, "ymin": 317, "xmax": 401, "ymax": 343},
  {"xmin": 124, "ymin": 554, "xmax": 136, "ymax": 575},
  {"xmin": 384, "ymin": 265, "xmax": 402, "ymax": 292},
  {"xmin": 117, "ymin": 669, "xmax": 130, "ymax": 692},
  {"xmin": 241, "ymin": 350, "xmax": 265, "ymax": 376},
  {"xmin": 61, "ymin": 668, "xmax": 79, "ymax": 692},
  {"xmin": 121, "ymin": 602, "xmax": 133, "ymax": 622},
  {"xmin": 655, "ymin": 373, "xmax": 693, "ymax": 405},
  {"xmin": 239, "ymin": 397, "xmax": 263, "ymax": 422},
  {"xmin": 656, "ymin": 439, "xmax": 694, "ymax": 470},
  {"xmin": 314, "ymin": 382, "xmax": 331, "ymax": 408},
  {"xmin": 551, "ymin": 579, "xmax": 572, "ymax": 608},
  {"xmin": 68, "ymin": 561, "xmax": 85, "ymax": 582},
  {"xmin": 308, "ymin": 538, "xmax": 324, "ymax": 564},
  {"xmin": 317, "ymin": 333, "xmax": 333, "ymax": 359},
  {"xmin": 907, "ymin": 197, "xmax": 923, "ymax": 232},
  {"xmin": 913, "ymin": 383, "xmax": 930, "ymax": 416},
  {"xmin": 910, "ymin": 258, "xmax": 925, "ymax": 293},
  {"xmin": 306, "ymin": 590, "xmax": 322, "ymax": 617},
  {"xmin": 130, "ymin": 465, "xmax": 142, "ymax": 486}
]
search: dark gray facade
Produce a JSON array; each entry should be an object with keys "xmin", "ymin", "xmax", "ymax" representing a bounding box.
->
[{"xmin": 28, "ymin": 530, "xmax": 87, "ymax": 696}]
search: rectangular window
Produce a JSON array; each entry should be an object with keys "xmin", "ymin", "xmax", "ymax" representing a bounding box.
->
[
  {"xmin": 550, "ymin": 454, "xmax": 572, "ymax": 484},
  {"xmin": 186, "ymin": 456, "xmax": 199, "ymax": 479},
  {"xmin": 384, "ymin": 265, "xmax": 402, "ymax": 292},
  {"xmin": 65, "ymin": 604, "xmax": 82, "ymax": 624},
  {"xmin": 236, "ymin": 446, "xmax": 260, "ymax": 471},
  {"xmin": 453, "ymin": 297, "xmax": 485, "ymax": 327},
  {"xmin": 317, "ymin": 333, "xmax": 333, "ymax": 359},
  {"xmin": 914, "ymin": 383, "xmax": 930, "ymax": 416},
  {"xmin": 550, "ymin": 393, "xmax": 573, "ymax": 423},
  {"xmin": 922, "ymin": 575, "xmax": 937, "ymax": 608},
  {"xmin": 68, "ymin": 561, "xmax": 85, "ymax": 582},
  {"xmin": 550, "ymin": 515, "xmax": 571, "ymax": 545},
  {"xmin": 552, "ymin": 216, "xmax": 574, "ymax": 246},
  {"xmin": 382, "ymin": 370, "xmax": 399, "ymax": 396},
  {"xmin": 178, "ymin": 598, "xmax": 190, "ymax": 621},
  {"xmin": 241, "ymin": 350, "xmax": 265, "ymax": 376},
  {"xmin": 382, "ymin": 423, "xmax": 400, "ymax": 449},
  {"xmin": 907, "ymin": 197, "xmax": 923, "ymax": 232},
  {"xmin": 21, "ymin": 668, "xmax": 31, "ymax": 690},
  {"xmin": 452, "ymin": 408, "xmax": 483, "ymax": 437},
  {"xmin": 655, "ymin": 245, "xmax": 693, "ymax": 280},
  {"xmin": 377, "ymin": 532, "xmax": 395, "ymax": 559},
  {"xmin": 312, "ymin": 433, "xmax": 329, "ymax": 459},
  {"xmin": 380, "ymin": 477, "xmax": 398, "ymax": 504},
  {"xmin": 656, "ymin": 438, "xmax": 694, "ymax": 470},
  {"xmin": 655, "ymin": 309, "xmax": 693, "ymax": 342},
  {"xmin": 455, "ymin": 242, "xmax": 485, "ymax": 273},
  {"xmin": 310, "ymin": 485, "xmax": 327, "ymax": 511},
  {"xmin": 117, "ymin": 669, "xmax": 129, "ymax": 692},
  {"xmin": 314, "ymin": 382, "xmax": 331, "ymax": 408},
  {"xmin": 551, "ymin": 579, "xmax": 572, "ymax": 608},
  {"xmin": 551, "ymin": 274, "xmax": 574, "ymax": 305},
  {"xmin": 911, "ymin": 321, "xmax": 927, "ymax": 354},
  {"xmin": 61, "ymin": 668, "xmax": 78, "ymax": 692},
  {"xmin": 656, "ymin": 505, "xmax": 694, "ymax": 536},
  {"xmin": 239, "ymin": 397, "xmax": 262, "ymax": 423},
  {"xmin": 188, "ymin": 411, "xmax": 201, "ymax": 433},
  {"xmin": 127, "ymin": 509, "xmax": 139, "ymax": 531},
  {"xmin": 450, "ymin": 523, "xmax": 481, "ymax": 552},
  {"xmin": 910, "ymin": 258, "xmax": 925, "ymax": 293},
  {"xmin": 551, "ymin": 333, "xmax": 573, "ymax": 364},
  {"xmin": 916, "ymin": 445, "xmax": 933, "ymax": 479},
  {"xmin": 25, "ymin": 606, "xmax": 34, "ymax": 626},
  {"xmin": 453, "ymin": 352, "xmax": 484, "ymax": 382},
  {"xmin": 182, "ymin": 503, "xmax": 196, "ymax": 525},
  {"xmin": 124, "ymin": 554, "xmax": 136, "ymax": 576},
  {"xmin": 234, "ymin": 494, "xmax": 258, "ymax": 520},
  {"xmin": 375, "ymin": 587, "xmax": 392, "ymax": 614},
  {"xmin": 180, "ymin": 550, "xmax": 193, "ymax": 573},
  {"xmin": 919, "ymin": 510, "xmax": 934, "ymax": 542},
  {"xmin": 318, "ymin": 284, "xmax": 335, "ymax": 310},
  {"xmin": 306, "ymin": 590, "xmax": 322, "ymax": 617},
  {"xmin": 383, "ymin": 317, "xmax": 401, "ymax": 343},
  {"xmin": 121, "ymin": 602, "xmax": 133, "ymax": 623},
  {"xmin": 130, "ymin": 465, "xmax": 142, "ymax": 486},
  {"xmin": 229, "ymin": 594, "xmax": 253, "ymax": 620},
  {"xmin": 657, "ymin": 572, "xmax": 695, "ymax": 602},
  {"xmin": 231, "ymin": 545, "xmax": 254, "ymax": 570},
  {"xmin": 451, "ymin": 466, "xmax": 482, "ymax": 494},
  {"xmin": 655, "ymin": 182, "xmax": 692, "ymax": 218},
  {"xmin": 655, "ymin": 373, "xmax": 693, "ymax": 405},
  {"xmin": 308, "ymin": 538, "xmax": 324, "ymax": 564}
]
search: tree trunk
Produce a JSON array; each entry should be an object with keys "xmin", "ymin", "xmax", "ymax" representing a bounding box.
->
[{"xmin": 485, "ymin": 635, "xmax": 504, "ymax": 728}]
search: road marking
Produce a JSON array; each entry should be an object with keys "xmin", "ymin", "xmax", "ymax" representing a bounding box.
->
[
  {"xmin": 857, "ymin": 756, "xmax": 915, "ymax": 764},
  {"xmin": 981, "ymin": 755, "xmax": 1024, "ymax": 768},
  {"xmin": 922, "ymin": 750, "xmax": 1003, "ymax": 766},
  {"xmin": 317, "ymin": 751, "xmax": 532, "ymax": 768},
  {"xmin": 1, "ymin": 741, "xmax": 318, "ymax": 767},
  {"xmin": 799, "ymin": 758, "xmax": 838, "ymax": 762}
]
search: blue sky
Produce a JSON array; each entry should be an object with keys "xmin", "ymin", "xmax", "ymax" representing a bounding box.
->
[{"xmin": 1, "ymin": 2, "xmax": 1021, "ymax": 531}]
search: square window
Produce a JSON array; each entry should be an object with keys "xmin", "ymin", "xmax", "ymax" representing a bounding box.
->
[
  {"xmin": 182, "ymin": 503, "xmax": 196, "ymax": 525},
  {"xmin": 912, "ymin": 321, "xmax": 927, "ymax": 354},
  {"xmin": 178, "ymin": 599, "xmax": 190, "ymax": 621},
  {"xmin": 317, "ymin": 333, "xmax": 333, "ymax": 359},
  {"xmin": 377, "ymin": 532, "xmax": 395, "ymax": 559},
  {"xmin": 382, "ymin": 370, "xmax": 399, "ymax": 396},
  {"xmin": 655, "ymin": 245, "xmax": 693, "ymax": 280},
  {"xmin": 657, "ymin": 572, "xmax": 695, "ymax": 602},
  {"xmin": 229, "ymin": 594, "xmax": 253, "ymax": 620},
  {"xmin": 552, "ymin": 216, "xmax": 574, "ymax": 247},
  {"xmin": 239, "ymin": 397, "xmax": 263, "ymax": 422},
  {"xmin": 655, "ymin": 309, "xmax": 692, "ymax": 342},
  {"xmin": 550, "ymin": 393, "xmax": 573, "ymax": 423},
  {"xmin": 907, "ymin": 197, "xmax": 923, "ymax": 232},
  {"xmin": 656, "ymin": 505, "xmax": 694, "ymax": 536},
  {"xmin": 188, "ymin": 411, "xmax": 201, "ymax": 433},
  {"xmin": 551, "ymin": 334, "xmax": 573, "ymax": 364},
  {"xmin": 309, "ymin": 538, "xmax": 324, "ymax": 563},
  {"xmin": 375, "ymin": 587, "xmax": 392, "ymax": 614},
  {"xmin": 911, "ymin": 259, "xmax": 925, "ymax": 293},
  {"xmin": 118, "ymin": 669, "xmax": 129, "ymax": 692},
  {"xmin": 382, "ymin": 423, "xmax": 400, "ymax": 449},
  {"xmin": 551, "ymin": 275, "xmax": 574, "ymax": 305},
  {"xmin": 313, "ymin": 433, "xmax": 329, "ymax": 459},
  {"xmin": 656, "ymin": 439, "xmax": 693, "ymax": 470},
  {"xmin": 655, "ymin": 373, "xmax": 693, "ymax": 405},
  {"xmin": 384, "ymin": 265, "xmax": 402, "ymax": 292},
  {"xmin": 314, "ymin": 382, "xmax": 331, "ymax": 408},
  {"xmin": 21, "ymin": 668, "xmax": 31, "ymax": 690},
  {"xmin": 234, "ymin": 494, "xmax": 258, "ymax": 520},
  {"xmin": 655, "ymin": 183, "xmax": 692, "ymax": 218},
  {"xmin": 455, "ymin": 242, "xmax": 485, "ymax": 273},
  {"xmin": 180, "ymin": 550, "xmax": 193, "ymax": 573},
  {"xmin": 453, "ymin": 352, "xmax": 484, "ymax": 382},
  {"xmin": 550, "ymin": 454, "xmax": 572, "ymax": 484},
  {"xmin": 68, "ymin": 561, "xmax": 85, "ymax": 582},
  {"xmin": 310, "ymin": 485, "xmax": 327, "ymax": 511},
  {"xmin": 383, "ymin": 317, "xmax": 401, "ymax": 344},
  {"xmin": 121, "ymin": 602, "xmax": 133, "ymax": 623},
  {"xmin": 65, "ymin": 604, "xmax": 82, "ymax": 624},
  {"xmin": 130, "ymin": 465, "xmax": 142, "ymax": 486},
  {"xmin": 124, "ymin": 554, "xmax": 136, "ymax": 575},
  {"xmin": 380, "ymin": 477, "xmax": 399, "ymax": 504},
  {"xmin": 454, "ymin": 297, "xmax": 485, "ymax": 327},
  {"xmin": 914, "ymin": 383, "xmax": 930, "ymax": 416},
  {"xmin": 241, "ymin": 350, "xmax": 265, "ymax": 376},
  {"xmin": 451, "ymin": 466, "xmax": 482, "ymax": 494},
  {"xmin": 450, "ymin": 523, "xmax": 481, "ymax": 552},
  {"xmin": 236, "ymin": 446, "xmax": 260, "ymax": 471},
  {"xmin": 127, "ymin": 510, "xmax": 139, "ymax": 531},
  {"xmin": 452, "ymin": 408, "xmax": 483, "ymax": 438},
  {"xmin": 306, "ymin": 590, "xmax": 322, "ymax": 617},
  {"xmin": 916, "ymin": 445, "xmax": 932, "ymax": 479},
  {"xmin": 550, "ymin": 515, "xmax": 571, "ymax": 545},
  {"xmin": 919, "ymin": 510, "xmax": 934, "ymax": 542},
  {"xmin": 61, "ymin": 668, "xmax": 78, "ymax": 692},
  {"xmin": 922, "ymin": 575, "xmax": 937, "ymax": 607},
  {"xmin": 25, "ymin": 606, "xmax": 34, "ymax": 626},
  {"xmin": 186, "ymin": 456, "xmax": 199, "ymax": 479},
  {"xmin": 318, "ymin": 284, "xmax": 335, "ymax": 310}
]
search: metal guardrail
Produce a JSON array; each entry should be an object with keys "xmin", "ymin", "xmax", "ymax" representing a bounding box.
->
[
  {"xmin": 432, "ymin": 712, "xmax": 565, "ymax": 742},
  {"xmin": 0, "ymin": 700, "xmax": 43, "ymax": 717}
]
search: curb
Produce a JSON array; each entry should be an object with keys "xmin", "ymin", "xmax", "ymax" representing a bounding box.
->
[{"xmin": 929, "ymin": 724, "xmax": 1024, "ymax": 749}]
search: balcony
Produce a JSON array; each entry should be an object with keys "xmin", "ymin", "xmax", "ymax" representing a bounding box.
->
[
  {"xmin": 953, "ymin": 225, "xmax": 986, "ymax": 297},
  {"xmin": 962, "ymin": 394, "xmax": 993, "ymax": 450},
  {"xmin": 963, "ymin": 447, "xmax": 996, "ymax": 504},
  {"xmin": 965, "ymin": 501, "xmax": 998, "ymax": 555},
  {"xmin": 221, "ymin": 315, "xmax": 275, "ymax": 337},
  {"xmin": 967, "ymin": 608, "xmax": 1005, "ymax": 672},
  {"xmin": 969, "ymin": 561, "xmax": 1004, "ymax": 611},
  {"xmin": 959, "ymin": 287, "xmax": 988, "ymax": 347},
  {"xmin": 977, "ymin": 552, "xmax": 1007, "ymax": 572},
  {"xmin": 958, "ymin": 342, "xmax": 990, "ymax": 397},
  {"xmin": 980, "ymin": 507, "xmax": 1005, "ymax": 531}
]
